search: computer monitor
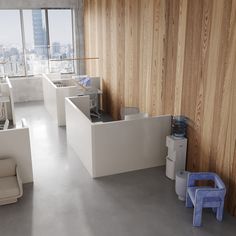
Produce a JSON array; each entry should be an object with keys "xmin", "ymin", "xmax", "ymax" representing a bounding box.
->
[
  {"xmin": 73, "ymin": 75, "xmax": 91, "ymax": 87},
  {"xmin": 79, "ymin": 76, "xmax": 91, "ymax": 87}
]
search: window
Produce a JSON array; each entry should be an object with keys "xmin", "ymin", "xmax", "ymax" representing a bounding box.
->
[
  {"xmin": 48, "ymin": 9, "xmax": 74, "ymax": 73},
  {"xmin": 0, "ymin": 9, "xmax": 74, "ymax": 77},
  {"xmin": 0, "ymin": 10, "xmax": 25, "ymax": 76}
]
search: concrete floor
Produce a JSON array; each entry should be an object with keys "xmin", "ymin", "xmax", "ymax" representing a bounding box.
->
[{"xmin": 0, "ymin": 101, "xmax": 235, "ymax": 236}]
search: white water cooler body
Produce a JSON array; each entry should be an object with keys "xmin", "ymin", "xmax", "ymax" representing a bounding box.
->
[{"xmin": 166, "ymin": 135, "xmax": 187, "ymax": 180}]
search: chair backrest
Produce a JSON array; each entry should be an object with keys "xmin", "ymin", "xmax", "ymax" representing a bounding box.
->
[
  {"xmin": 214, "ymin": 174, "xmax": 226, "ymax": 190},
  {"xmin": 124, "ymin": 112, "xmax": 149, "ymax": 121},
  {"xmin": 120, "ymin": 107, "xmax": 140, "ymax": 120},
  {"xmin": 79, "ymin": 77, "xmax": 91, "ymax": 87},
  {"xmin": 3, "ymin": 119, "xmax": 9, "ymax": 130},
  {"xmin": 0, "ymin": 158, "xmax": 16, "ymax": 178},
  {"xmin": 187, "ymin": 172, "xmax": 226, "ymax": 190},
  {"xmin": 21, "ymin": 118, "xmax": 27, "ymax": 128},
  {"xmin": 89, "ymin": 93, "xmax": 97, "ymax": 109}
]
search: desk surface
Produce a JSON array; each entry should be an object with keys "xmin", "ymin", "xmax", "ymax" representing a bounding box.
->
[{"xmin": 77, "ymin": 87, "xmax": 102, "ymax": 96}]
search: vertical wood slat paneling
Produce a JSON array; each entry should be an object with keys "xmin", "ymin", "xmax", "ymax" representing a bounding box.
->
[
  {"xmin": 124, "ymin": 0, "xmax": 139, "ymax": 107},
  {"xmin": 173, "ymin": 0, "xmax": 187, "ymax": 115},
  {"xmin": 116, "ymin": 0, "xmax": 125, "ymax": 112},
  {"xmin": 150, "ymin": 0, "xmax": 166, "ymax": 115},
  {"xmin": 163, "ymin": 0, "xmax": 179, "ymax": 115},
  {"xmin": 199, "ymin": 0, "xmax": 225, "ymax": 172},
  {"xmin": 139, "ymin": 0, "xmax": 154, "ymax": 113},
  {"xmin": 181, "ymin": 0, "xmax": 204, "ymax": 172},
  {"xmin": 84, "ymin": 0, "xmax": 236, "ymax": 216},
  {"xmin": 218, "ymin": 0, "xmax": 236, "ymax": 213}
]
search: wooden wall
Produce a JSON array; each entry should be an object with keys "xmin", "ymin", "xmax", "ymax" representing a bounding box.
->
[{"xmin": 84, "ymin": 0, "xmax": 236, "ymax": 216}]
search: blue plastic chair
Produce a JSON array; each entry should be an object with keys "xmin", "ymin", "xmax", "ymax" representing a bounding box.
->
[{"xmin": 186, "ymin": 172, "xmax": 226, "ymax": 226}]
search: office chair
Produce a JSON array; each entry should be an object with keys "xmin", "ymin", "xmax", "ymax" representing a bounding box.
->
[{"xmin": 186, "ymin": 172, "xmax": 226, "ymax": 226}]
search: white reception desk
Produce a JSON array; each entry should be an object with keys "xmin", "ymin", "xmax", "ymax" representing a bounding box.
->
[{"xmin": 65, "ymin": 96, "xmax": 171, "ymax": 178}]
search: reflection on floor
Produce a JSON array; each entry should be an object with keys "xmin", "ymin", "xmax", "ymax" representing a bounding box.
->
[{"xmin": 0, "ymin": 101, "xmax": 235, "ymax": 236}]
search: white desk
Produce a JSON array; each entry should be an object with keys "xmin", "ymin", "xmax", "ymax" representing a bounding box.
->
[
  {"xmin": 43, "ymin": 74, "xmax": 102, "ymax": 125},
  {"xmin": 65, "ymin": 96, "xmax": 172, "ymax": 178},
  {"xmin": 76, "ymin": 86, "xmax": 102, "ymax": 117}
]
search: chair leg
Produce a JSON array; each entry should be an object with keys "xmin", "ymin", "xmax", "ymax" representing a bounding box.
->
[
  {"xmin": 216, "ymin": 202, "xmax": 224, "ymax": 221},
  {"xmin": 212, "ymin": 207, "xmax": 217, "ymax": 213},
  {"xmin": 193, "ymin": 204, "xmax": 203, "ymax": 227},
  {"xmin": 186, "ymin": 192, "xmax": 193, "ymax": 208}
]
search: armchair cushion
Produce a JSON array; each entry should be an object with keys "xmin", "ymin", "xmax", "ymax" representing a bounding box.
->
[
  {"xmin": 0, "ymin": 176, "xmax": 20, "ymax": 199},
  {"xmin": 0, "ymin": 158, "xmax": 23, "ymax": 205},
  {"xmin": 0, "ymin": 158, "xmax": 16, "ymax": 178}
]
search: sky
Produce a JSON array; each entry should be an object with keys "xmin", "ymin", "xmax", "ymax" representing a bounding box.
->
[{"xmin": 0, "ymin": 9, "xmax": 73, "ymax": 47}]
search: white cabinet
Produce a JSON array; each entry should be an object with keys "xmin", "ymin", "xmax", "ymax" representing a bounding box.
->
[{"xmin": 166, "ymin": 135, "xmax": 187, "ymax": 180}]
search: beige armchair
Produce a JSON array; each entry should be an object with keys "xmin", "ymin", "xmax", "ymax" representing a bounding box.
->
[{"xmin": 0, "ymin": 158, "xmax": 23, "ymax": 206}]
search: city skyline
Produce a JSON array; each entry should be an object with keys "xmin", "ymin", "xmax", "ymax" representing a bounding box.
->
[
  {"xmin": 0, "ymin": 9, "xmax": 74, "ymax": 76},
  {"xmin": 0, "ymin": 9, "xmax": 73, "ymax": 46}
]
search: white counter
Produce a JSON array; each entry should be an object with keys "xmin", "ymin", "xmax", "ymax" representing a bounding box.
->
[
  {"xmin": 42, "ymin": 74, "xmax": 78, "ymax": 126},
  {"xmin": 65, "ymin": 96, "xmax": 171, "ymax": 178}
]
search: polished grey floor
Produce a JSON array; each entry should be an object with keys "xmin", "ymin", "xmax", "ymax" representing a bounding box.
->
[{"xmin": 0, "ymin": 101, "xmax": 235, "ymax": 236}]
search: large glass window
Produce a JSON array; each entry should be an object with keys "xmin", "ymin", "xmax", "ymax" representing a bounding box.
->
[
  {"xmin": 0, "ymin": 9, "xmax": 74, "ymax": 77},
  {"xmin": 48, "ymin": 9, "xmax": 74, "ymax": 73},
  {"xmin": 0, "ymin": 10, "xmax": 25, "ymax": 76}
]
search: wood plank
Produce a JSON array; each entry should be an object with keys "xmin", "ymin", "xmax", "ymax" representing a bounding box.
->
[
  {"xmin": 227, "ymin": 0, "xmax": 236, "ymax": 216},
  {"xmin": 199, "ymin": 0, "xmax": 225, "ymax": 171},
  {"xmin": 216, "ymin": 0, "xmax": 236, "ymax": 211},
  {"xmin": 182, "ymin": 0, "xmax": 204, "ymax": 171},
  {"xmin": 124, "ymin": 0, "xmax": 140, "ymax": 108},
  {"xmin": 138, "ymin": 0, "xmax": 155, "ymax": 113},
  {"xmin": 150, "ymin": 0, "xmax": 166, "ymax": 115},
  {"xmin": 174, "ymin": 0, "xmax": 187, "ymax": 115},
  {"xmin": 116, "ymin": 0, "xmax": 125, "ymax": 119},
  {"xmin": 163, "ymin": 0, "xmax": 179, "ymax": 115}
]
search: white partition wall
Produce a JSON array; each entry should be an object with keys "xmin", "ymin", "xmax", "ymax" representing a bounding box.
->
[
  {"xmin": 42, "ymin": 74, "xmax": 58, "ymax": 122},
  {"xmin": 65, "ymin": 97, "xmax": 93, "ymax": 175},
  {"xmin": 6, "ymin": 78, "xmax": 15, "ymax": 125},
  {"xmin": 43, "ymin": 74, "xmax": 101, "ymax": 126},
  {"xmin": 0, "ymin": 78, "xmax": 15, "ymax": 125},
  {"xmin": 0, "ymin": 126, "xmax": 33, "ymax": 183},
  {"xmin": 42, "ymin": 74, "xmax": 78, "ymax": 126},
  {"xmin": 92, "ymin": 116, "xmax": 171, "ymax": 177},
  {"xmin": 66, "ymin": 97, "xmax": 171, "ymax": 178}
]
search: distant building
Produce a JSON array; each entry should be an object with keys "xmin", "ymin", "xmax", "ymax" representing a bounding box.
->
[
  {"xmin": 32, "ymin": 10, "xmax": 47, "ymax": 57},
  {"xmin": 0, "ymin": 45, "xmax": 3, "ymax": 57},
  {"xmin": 52, "ymin": 42, "xmax": 61, "ymax": 56}
]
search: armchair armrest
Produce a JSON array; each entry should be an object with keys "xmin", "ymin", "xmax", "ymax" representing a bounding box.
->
[
  {"xmin": 214, "ymin": 174, "xmax": 226, "ymax": 190},
  {"xmin": 16, "ymin": 166, "xmax": 23, "ymax": 198},
  {"xmin": 195, "ymin": 188, "xmax": 226, "ymax": 202}
]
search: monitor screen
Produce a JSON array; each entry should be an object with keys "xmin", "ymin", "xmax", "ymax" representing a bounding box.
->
[{"xmin": 79, "ymin": 77, "xmax": 91, "ymax": 87}]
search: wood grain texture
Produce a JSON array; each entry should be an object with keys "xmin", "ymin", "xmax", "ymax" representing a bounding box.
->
[
  {"xmin": 84, "ymin": 0, "xmax": 236, "ymax": 216},
  {"xmin": 174, "ymin": 0, "xmax": 187, "ymax": 115}
]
